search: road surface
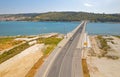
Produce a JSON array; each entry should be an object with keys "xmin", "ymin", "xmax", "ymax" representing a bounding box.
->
[{"xmin": 35, "ymin": 21, "xmax": 86, "ymax": 77}]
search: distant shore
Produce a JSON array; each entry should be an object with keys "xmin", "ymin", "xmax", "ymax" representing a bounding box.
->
[
  {"xmin": 1, "ymin": 20, "xmax": 120, "ymax": 23},
  {"xmin": 0, "ymin": 12, "xmax": 120, "ymax": 22}
]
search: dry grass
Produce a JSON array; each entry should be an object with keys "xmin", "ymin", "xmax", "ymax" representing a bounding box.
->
[
  {"xmin": 82, "ymin": 59, "xmax": 90, "ymax": 77},
  {"xmin": 97, "ymin": 35, "xmax": 110, "ymax": 51},
  {"xmin": 0, "ymin": 37, "xmax": 22, "ymax": 51},
  {"xmin": 25, "ymin": 56, "xmax": 44, "ymax": 77},
  {"xmin": 0, "ymin": 43, "xmax": 30, "ymax": 64},
  {"xmin": 105, "ymin": 55, "xmax": 119, "ymax": 60},
  {"xmin": 25, "ymin": 37, "xmax": 62, "ymax": 77},
  {"xmin": 25, "ymin": 46, "xmax": 54, "ymax": 77},
  {"xmin": 115, "ymin": 35, "xmax": 120, "ymax": 39}
]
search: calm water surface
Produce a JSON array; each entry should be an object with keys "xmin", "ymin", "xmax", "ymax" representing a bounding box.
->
[
  {"xmin": 86, "ymin": 22, "xmax": 120, "ymax": 35},
  {"xmin": 0, "ymin": 21, "xmax": 79, "ymax": 36},
  {"xmin": 0, "ymin": 21, "xmax": 120, "ymax": 36}
]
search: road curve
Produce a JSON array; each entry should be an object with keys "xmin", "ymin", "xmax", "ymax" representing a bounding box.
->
[{"xmin": 35, "ymin": 21, "xmax": 86, "ymax": 77}]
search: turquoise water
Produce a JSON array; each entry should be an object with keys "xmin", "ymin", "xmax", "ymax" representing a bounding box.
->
[
  {"xmin": 0, "ymin": 21, "xmax": 80, "ymax": 36},
  {"xmin": 0, "ymin": 21, "xmax": 120, "ymax": 36},
  {"xmin": 86, "ymin": 22, "xmax": 120, "ymax": 35}
]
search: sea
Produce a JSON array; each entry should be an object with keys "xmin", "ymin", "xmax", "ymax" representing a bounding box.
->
[{"xmin": 0, "ymin": 21, "xmax": 120, "ymax": 36}]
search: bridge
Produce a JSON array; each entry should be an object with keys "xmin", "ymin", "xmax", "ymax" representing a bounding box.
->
[{"xmin": 35, "ymin": 21, "xmax": 87, "ymax": 77}]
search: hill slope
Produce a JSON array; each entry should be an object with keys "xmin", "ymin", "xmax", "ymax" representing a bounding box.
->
[{"xmin": 0, "ymin": 12, "xmax": 120, "ymax": 22}]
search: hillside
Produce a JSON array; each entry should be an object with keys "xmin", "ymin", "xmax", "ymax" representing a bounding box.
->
[{"xmin": 0, "ymin": 12, "xmax": 120, "ymax": 22}]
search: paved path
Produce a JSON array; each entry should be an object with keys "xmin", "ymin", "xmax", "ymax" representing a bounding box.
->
[{"xmin": 35, "ymin": 21, "xmax": 86, "ymax": 77}]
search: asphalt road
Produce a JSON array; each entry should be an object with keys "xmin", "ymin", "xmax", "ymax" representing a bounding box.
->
[{"xmin": 35, "ymin": 21, "xmax": 86, "ymax": 77}]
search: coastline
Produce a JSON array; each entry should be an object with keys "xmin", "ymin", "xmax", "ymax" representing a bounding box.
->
[
  {"xmin": 1, "ymin": 20, "xmax": 120, "ymax": 23},
  {"xmin": 0, "ymin": 34, "xmax": 120, "ymax": 38}
]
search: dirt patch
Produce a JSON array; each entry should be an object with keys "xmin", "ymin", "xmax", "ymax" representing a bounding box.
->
[
  {"xmin": 82, "ymin": 59, "xmax": 90, "ymax": 77},
  {"xmin": 87, "ymin": 35, "xmax": 120, "ymax": 77},
  {"xmin": 25, "ymin": 55, "xmax": 47, "ymax": 77},
  {"xmin": 0, "ymin": 44, "xmax": 44, "ymax": 77}
]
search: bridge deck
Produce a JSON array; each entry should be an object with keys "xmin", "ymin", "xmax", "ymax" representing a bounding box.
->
[{"xmin": 35, "ymin": 21, "xmax": 86, "ymax": 77}]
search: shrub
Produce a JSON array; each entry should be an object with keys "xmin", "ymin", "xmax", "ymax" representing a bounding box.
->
[{"xmin": 97, "ymin": 35, "xmax": 110, "ymax": 51}]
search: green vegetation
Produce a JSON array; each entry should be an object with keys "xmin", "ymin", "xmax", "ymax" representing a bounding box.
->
[
  {"xmin": 106, "ymin": 38, "xmax": 115, "ymax": 44},
  {"xmin": 37, "ymin": 37, "xmax": 62, "ymax": 55},
  {"xmin": 111, "ymin": 41, "xmax": 115, "ymax": 44},
  {"xmin": 1, "ymin": 12, "xmax": 120, "ymax": 22},
  {"xmin": 97, "ymin": 36, "xmax": 119, "ymax": 59},
  {"xmin": 97, "ymin": 35, "xmax": 110, "ymax": 51},
  {"xmin": 115, "ymin": 35, "xmax": 120, "ymax": 39},
  {"xmin": 0, "ymin": 37, "xmax": 13, "ymax": 43},
  {"xmin": 0, "ymin": 42, "xmax": 30, "ymax": 64},
  {"xmin": 43, "ymin": 45, "xmax": 55, "ymax": 55},
  {"xmin": 26, "ymin": 37, "xmax": 62, "ymax": 77},
  {"xmin": 106, "ymin": 38, "xmax": 114, "ymax": 40},
  {"xmin": 105, "ymin": 55, "xmax": 119, "ymax": 60},
  {"xmin": 32, "ymin": 12, "xmax": 120, "ymax": 22},
  {"xmin": 0, "ymin": 37, "xmax": 21, "ymax": 45},
  {"xmin": 37, "ymin": 37, "xmax": 62, "ymax": 45},
  {"xmin": 0, "ymin": 37, "xmax": 22, "ymax": 51},
  {"xmin": 0, "ymin": 36, "xmax": 62, "ymax": 64}
]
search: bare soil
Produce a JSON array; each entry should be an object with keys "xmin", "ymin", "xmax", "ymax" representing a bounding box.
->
[
  {"xmin": 87, "ymin": 35, "xmax": 120, "ymax": 77},
  {"xmin": 0, "ymin": 44, "xmax": 44, "ymax": 77}
]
